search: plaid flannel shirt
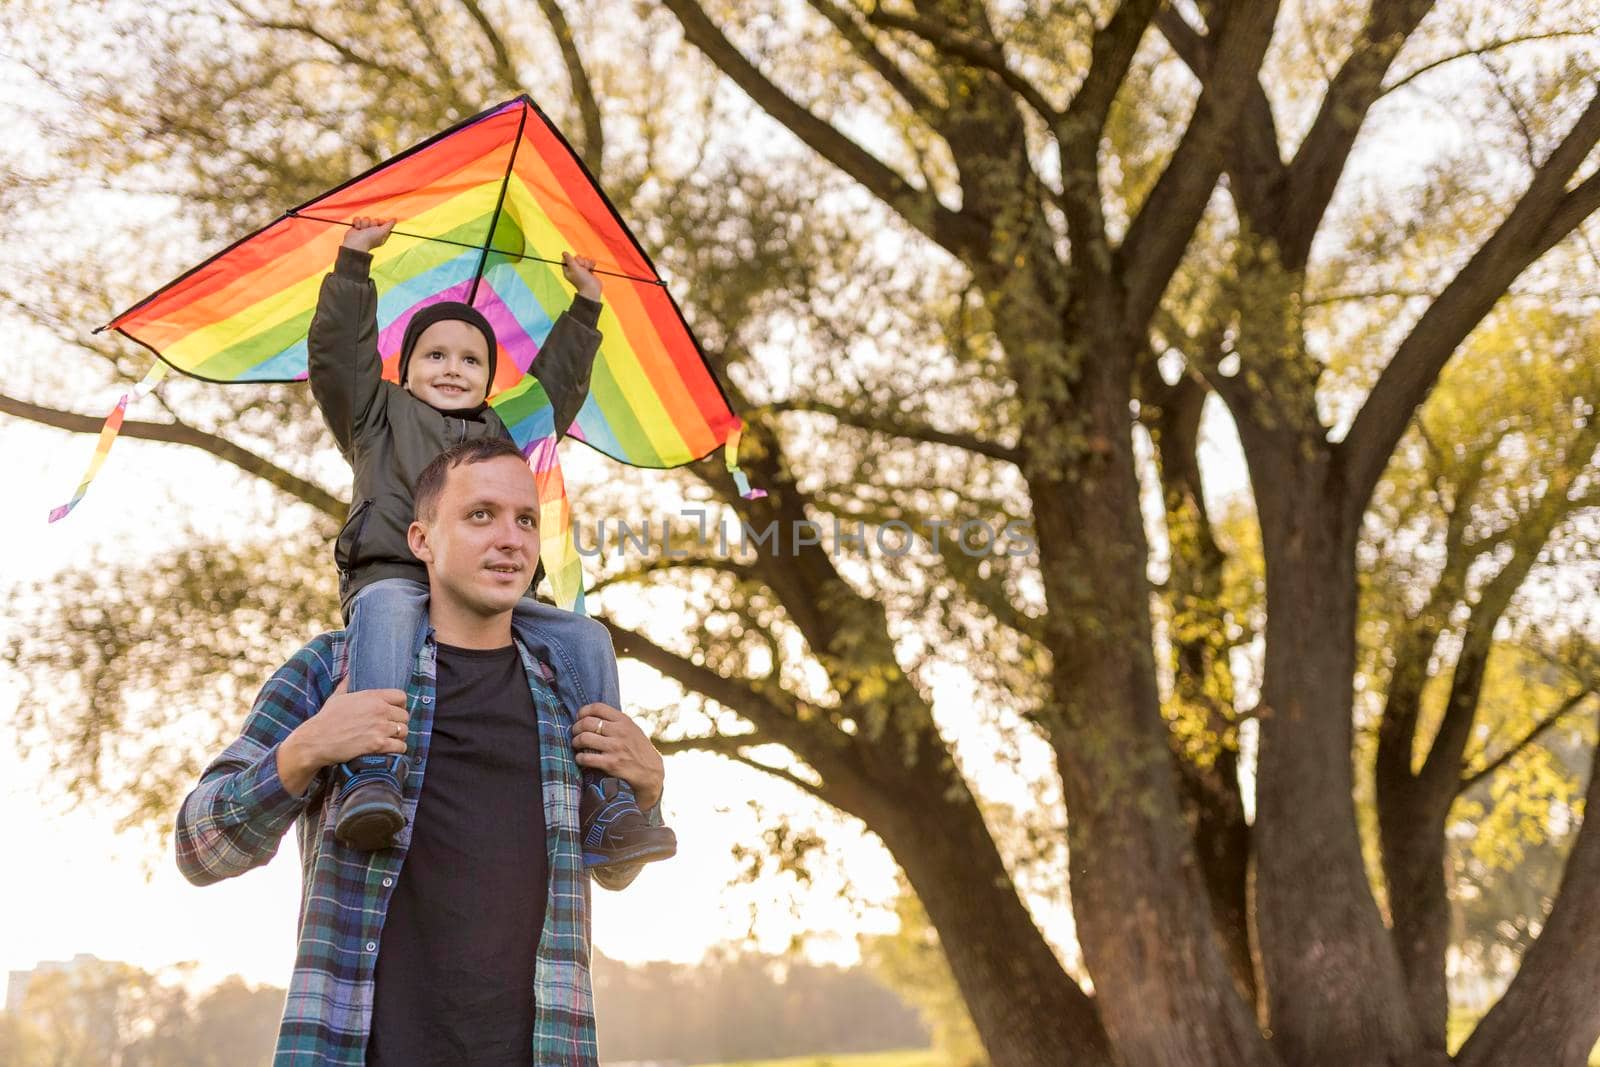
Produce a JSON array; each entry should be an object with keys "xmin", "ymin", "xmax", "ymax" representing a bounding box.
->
[{"xmin": 175, "ymin": 628, "xmax": 654, "ymax": 1065}]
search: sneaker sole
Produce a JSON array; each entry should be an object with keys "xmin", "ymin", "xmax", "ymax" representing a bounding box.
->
[
  {"xmin": 336, "ymin": 802, "xmax": 405, "ymax": 851},
  {"xmin": 584, "ymin": 841, "xmax": 678, "ymax": 868}
]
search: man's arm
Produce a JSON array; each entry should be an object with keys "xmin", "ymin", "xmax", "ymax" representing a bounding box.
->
[
  {"xmin": 307, "ymin": 232, "xmax": 388, "ymax": 453},
  {"xmin": 175, "ymin": 639, "xmax": 410, "ymax": 886},
  {"xmin": 174, "ymin": 641, "xmax": 339, "ymax": 886}
]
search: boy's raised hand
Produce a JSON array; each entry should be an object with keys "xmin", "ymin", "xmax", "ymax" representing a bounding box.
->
[
  {"xmin": 343, "ymin": 216, "xmax": 396, "ymax": 253},
  {"xmin": 561, "ymin": 252, "xmax": 604, "ymax": 302}
]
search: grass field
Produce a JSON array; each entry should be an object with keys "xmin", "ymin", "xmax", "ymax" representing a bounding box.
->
[
  {"xmin": 1449, "ymin": 1015, "xmax": 1600, "ymax": 1066},
  {"xmin": 692, "ymin": 1034, "xmax": 1600, "ymax": 1067},
  {"xmin": 692, "ymin": 1049, "xmax": 948, "ymax": 1067}
]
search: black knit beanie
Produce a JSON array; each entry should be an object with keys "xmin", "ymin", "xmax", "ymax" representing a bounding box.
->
[{"xmin": 397, "ymin": 301, "xmax": 498, "ymax": 389}]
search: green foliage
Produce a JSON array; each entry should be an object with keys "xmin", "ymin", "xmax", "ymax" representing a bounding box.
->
[{"xmin": 3, "ymin": 526, "xmax": 338, "ymax": 831}]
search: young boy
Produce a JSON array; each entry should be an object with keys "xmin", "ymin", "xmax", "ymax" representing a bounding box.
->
[{"xmin": 307, "ymin": 215, "xmax": 676, "ymax": 868}]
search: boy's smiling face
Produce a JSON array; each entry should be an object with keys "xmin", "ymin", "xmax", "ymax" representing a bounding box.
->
[{"xmin": 403, "ymin": 319, "xmax": 492, "ymax": 410}]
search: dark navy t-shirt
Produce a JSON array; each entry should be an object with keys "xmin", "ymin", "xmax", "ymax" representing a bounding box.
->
[{"xmin": 368, "ymin": 642, "xmax": 549, "ymax": 1066}]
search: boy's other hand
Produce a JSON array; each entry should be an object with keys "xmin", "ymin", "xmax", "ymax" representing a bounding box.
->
[
  {"xmin": 343, "ymin": 216, "xmax": 397, "ymax": 253},
  {"xmin": 561, "ymin": 252, "xmax": 603, "ymax": 302}
]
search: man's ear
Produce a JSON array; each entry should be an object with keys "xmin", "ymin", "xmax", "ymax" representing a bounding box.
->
[{"xmin": 407, "ymin": 519, "xmax": 433, "ymax": 563}]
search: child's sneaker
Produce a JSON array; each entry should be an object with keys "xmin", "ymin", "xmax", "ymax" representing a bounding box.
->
[
  {"xmin": 334, "ymin": 756, "xmax": 409, "ymax": 850},
  {"xmin": 580, "ymin": 776, "xmax": 677, "ymax": 868}
]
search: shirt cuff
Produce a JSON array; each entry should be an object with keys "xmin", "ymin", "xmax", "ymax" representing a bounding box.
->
[
  {"xmin": 228, "ymin": 744, "xmax": 311, "ymax": 829},
  {"xmin": 568, "ymin": 295, "xmax": 603, "ymax": 328},
  {"xmin": 335, "ymin": 246, "xmax": 373, "ymax": 280}
]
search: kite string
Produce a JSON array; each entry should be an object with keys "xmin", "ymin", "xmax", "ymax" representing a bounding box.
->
[
  {"xmin": 48, "ymin": 362, "xmax": 171, "ymax": 522},
  {"xmin": 286, "ymin": 210, "xmax": 667, "ymax": 286}
]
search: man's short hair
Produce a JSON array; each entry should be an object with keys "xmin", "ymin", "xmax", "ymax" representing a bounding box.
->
[{"xmin": 414, "ymin": 437, "xmax": 530, "ymax": 521}]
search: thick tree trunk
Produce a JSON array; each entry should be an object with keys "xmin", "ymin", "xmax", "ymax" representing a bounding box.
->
[
  {"xmin": 715, "ymin": 418, "xmax": 1112, "ymax": 1065},
  {"xmin": 1456, "ymin": 723, "xmax": 1600, "ymax": 1067},
  {"xmin": 1026, "ymin": 343, "xmax": 1271, "ymax": 1066},
  {"xmin": 1152, "ymin": 372, "xmax": 1258, "ymax": 1007},
  {"xmin": 1373, "ymin": 627, "xmax": 1457, "ymax": 1053},
  {"xmin": 1374, "ymin": 785, "xmax": 1452, "ymax": 1053},
  {"xmin": 1250, "ymin": 460, "xmax": 1429, "ymax": 1066},
  {"xmin": 871, "ymin": 755, "xmax": 1114, "ymax": 1066},
  {"xmin": 1176, "ymin": 748, "xmax": 1257, "ymax": 1006}
]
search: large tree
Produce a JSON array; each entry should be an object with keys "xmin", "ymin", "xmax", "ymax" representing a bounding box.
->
[{"xmin": 2, "ymin": 2, "xmax": 1598, "ymax": 1065}]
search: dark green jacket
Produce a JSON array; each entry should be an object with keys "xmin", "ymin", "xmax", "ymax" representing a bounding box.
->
[{"xmin": 308, "ymin": 246, "xmax": 600, "ymax": 619}]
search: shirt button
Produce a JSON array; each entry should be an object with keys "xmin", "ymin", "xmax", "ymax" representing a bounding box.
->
[
  {"xmin": 421, "ymin": 695, "xmax": 432, "ymax": 704},
  {"xmin": 366, "ymin": 941, "xmax": 377, "ymax": 952},
  {"xmin": 382, "ymin": 878, "xmax": 393, "ymax": 887}
]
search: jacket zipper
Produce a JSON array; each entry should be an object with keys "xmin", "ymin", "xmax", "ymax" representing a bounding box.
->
[{"xmin": 339, "ymin": 499, "xmax": 376, "ymax": 577}]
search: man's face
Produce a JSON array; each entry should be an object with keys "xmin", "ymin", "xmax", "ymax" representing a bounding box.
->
[
  {"xmin": 403, "ymin": 320, "xmax": 492, "ymax": 410},
  {"xmin": 408, "ymin": 455, "xmax": 540, "ymax": 619}
]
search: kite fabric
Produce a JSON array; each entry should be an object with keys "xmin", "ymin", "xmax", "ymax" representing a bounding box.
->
[{"xmin": 55, "ymin": 94, "xmax": 765, "ymax": 609}]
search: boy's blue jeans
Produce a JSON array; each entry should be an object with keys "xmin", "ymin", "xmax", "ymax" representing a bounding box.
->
[{"xmin": 341, "ymin": 577, "xmax": 628, "ymax": 799}]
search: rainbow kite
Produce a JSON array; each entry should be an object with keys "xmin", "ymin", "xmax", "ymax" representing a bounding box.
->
[{"xmin": 55, "ymin": 95, "xmax": 764, "ymax": 609}]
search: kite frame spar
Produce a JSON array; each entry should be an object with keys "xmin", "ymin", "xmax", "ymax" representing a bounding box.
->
[{"xmin": 94, "ymin": 93, "xmax": 747, "ymax": 473}]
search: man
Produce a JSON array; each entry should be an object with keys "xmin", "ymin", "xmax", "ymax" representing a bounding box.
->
[{"xmin": 175, "ymin": 436, "xmax": 666, "ymax": 1065}]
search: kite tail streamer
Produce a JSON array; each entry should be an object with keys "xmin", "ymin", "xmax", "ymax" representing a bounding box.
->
[
  {"xmin": 724, "ymin": 424, "xmax": 767, "ymax": 500},
  {"xmin": 526, "ymin": 433, "xmax": 586, "ymax": 615},
  {"xmin": 48, "ymin": 363, "xmax": 171, "ymax": 523}
]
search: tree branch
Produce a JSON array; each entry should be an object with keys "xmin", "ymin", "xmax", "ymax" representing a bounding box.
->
[
  {"xmin": 1381, "ymin": 30, "xmax": 1600, "ymax": 98},
  {"xmin": 603, "ymin": 616, "xmax": 786, "ymax": 718},
  {"xmin": 1455, "ymin": 705, "xmax": 1600, "ymax": 1066},
  {"xmin": 805, "ymin": 0, "xmax": 942, "ymax": 117},
  {"xmin": 1117, "ymin": 0, "xmax": 1284, "ymax": 335},
  {"xmin": 1458, "ymin": 689, "xmax": 1597, "ymax": 796},
  {"xmin": 1059, "ymin": 0, "xmax": 1161, "ymax": 147},
  {"xmin": 656, "ymin": 731, "xmax": 762, "ymax": 756},
  {"xmin": 1338, "ymin": 86, "xmax": 1600, "ymax": 526},
  {"xmin": 530, "ymin": 0, "xmax": 606, "ymax": 173},
  {"xmin": 767, "ymin": 398, "xmax": 1020, "ymax": 464},
  {"xmin": 396, "ymin": 0, "xmax": 475, "ymax": 112},
  {"xmin": 1153, "ymin": 6, "xmax": 1287, "ymax": 231},
  {"xmin": 453, "ymin": 0, "xmax": 521, "ymax": 90},
  {"xmin": 726, "ymin": 750, "xmax": 832, "ymax": 801},
  {"xmin": 584, "ymin": 555, "xmax": 760, "ymax": 595},
  {"xmin": 659, "ymin": 0, "xmax": 987, "ymax": 260},
  {"xmin": 244, "ymin": 14, "xmax": 409, "ymax": 81},
  {"xmin": 661, "ymin": 732, "xmax": 833, "ymax": 799},
  {"xmin": 1050, "ymin": 0, "xmax": 1160, "ymax": 264},
  {"xmin": 864, "ymin": 7, "xmax": 1059, "ymax": 122},
  {"xmin": 1277, "ymin": 0, "xmax": 1437, "ymax": 265},
  {"xmin": 0, "ymin": 391, "xmax": 345, "ymax": 518},
  {"xmin": 601, "ymin": 614, "xmax": 879, "ymax": 810}
]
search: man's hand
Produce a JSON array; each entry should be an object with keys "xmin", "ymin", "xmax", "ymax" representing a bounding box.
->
[
  {"xmin": 570, "ymin": 703, "xmax": 664, "ymax": 811},
  {"xmin": 342, "ymin": 216, "xmax": 396, "ymax": 253},
  {"xmin": 277, "ymin": 678, "xmax": 409, "ymax": 797},
  {"xmin": 561, "ymin": 252, "xmax": 603, "ymax": 302}
]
